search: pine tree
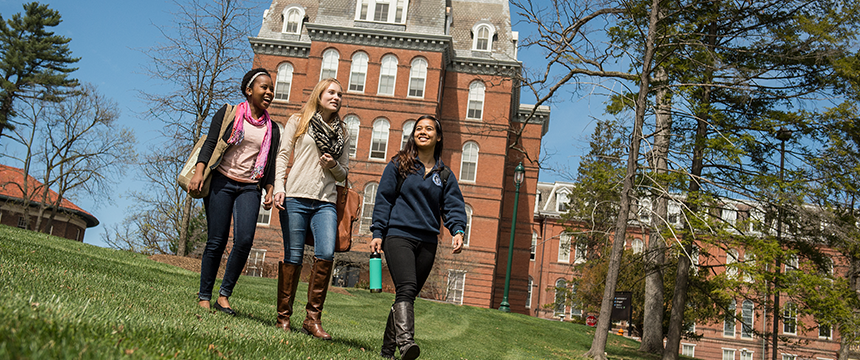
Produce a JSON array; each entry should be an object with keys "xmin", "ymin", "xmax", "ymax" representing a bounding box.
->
[{"xmin": 0, "ymin": 2, "xmax": 79, "ymax": 143}]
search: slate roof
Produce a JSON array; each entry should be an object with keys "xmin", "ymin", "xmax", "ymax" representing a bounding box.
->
[{"xmin": 0, "ymin": 164, "xmax": 99, "ymax": 227}]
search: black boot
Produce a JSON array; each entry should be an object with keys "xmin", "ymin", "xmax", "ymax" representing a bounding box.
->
[
  {"xmin": 393, "ymin": 302, "xmax": 420, "ymax": 360},
  {"xmin": 380, "ymin": 306, "xmax": 396, "ymax": 359}
]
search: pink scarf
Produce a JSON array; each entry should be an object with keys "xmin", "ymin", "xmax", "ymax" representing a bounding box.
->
[{"xmin": 225, "ymin": 101, "xmax": 272, "ymax": 180}]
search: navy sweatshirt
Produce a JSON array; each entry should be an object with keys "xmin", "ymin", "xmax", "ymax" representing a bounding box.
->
[{"xmin": 371, "ymin": 158, "xmax": 467, "ymax": 244}]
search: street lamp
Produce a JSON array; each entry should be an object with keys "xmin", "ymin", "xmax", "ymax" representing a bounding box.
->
[
  {"xmin": 771, "ymin": 128, "xmax": 791, "ymax": 360},
  {"xmin": 499, "ymin": 162, "xmax": 525, "ymax": 312}
]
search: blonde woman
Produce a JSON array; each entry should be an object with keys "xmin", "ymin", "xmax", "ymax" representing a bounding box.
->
[{"xmin": 272, "ymin": 78, "xmax": 349, "ymax": 340}]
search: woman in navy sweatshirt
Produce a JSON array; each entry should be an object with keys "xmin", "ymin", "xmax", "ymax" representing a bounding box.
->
[{"xmin": 369, "ymin": 115, "xmax": 467, "ymax": 360}]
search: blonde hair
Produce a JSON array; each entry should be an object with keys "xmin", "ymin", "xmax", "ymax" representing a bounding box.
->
[{"xmin": 293, "ymin": 78, "xmax": 343, "ymax": 143}]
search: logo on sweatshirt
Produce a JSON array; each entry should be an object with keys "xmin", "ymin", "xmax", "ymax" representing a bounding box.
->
[{"xmin": 432, "ymin": 173, "xmax": 442, "ymax": 186}]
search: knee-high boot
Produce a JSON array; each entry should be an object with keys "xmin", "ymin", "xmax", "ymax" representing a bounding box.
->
[
  {"xmin": 393, "ymin": 301, "xmax": 420, "ymax": 360},
  {"xmin": 276, "ymin": 261, "xmax": 302, "ymax": 331},
  {"xmin": 380, "ymin": 305, "xmax": 396, "ymax": 359},
  {"xmin": 301, "ymin": 257, "xmax": 333, "ymax": 340}
]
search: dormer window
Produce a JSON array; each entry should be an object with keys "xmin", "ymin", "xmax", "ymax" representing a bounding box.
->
[
  {"xmin": 282, "ymin": 6, "xmax": 305, "ymax": 34},
  {"xmin": 472, "ymin": 23, "xmax": 496, "ymax": 51},
  {"xmin": 356, "ymin": 0, "xmax": 408, "ymax": 24},
  {"xmin": 556, "ymin": 190, "xmax": 570, "ymax": 212}
]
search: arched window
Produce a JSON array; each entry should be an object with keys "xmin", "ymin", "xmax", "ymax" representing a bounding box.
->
[
  {"xmin": 668, "ymin": 200, "xmax": 682, "ymax": 226},
  {"xmin": 632, "ymin": 239, "xmax": 644, "ymax": 254},
  {"xmin": 570, "ymin": 283, "xmax": 582, "ymax": 317},
  {"xmin": 275, "ymin": 63, "xmax": 293, "ymax": 101},
  {"xmin": 460, "ymin": 141, "xmax": 479, "ymax": 182},
  {"xmin": 726, "ymin": 248, "xmax": 739, "ymax": 278},
  {"xmin": 526, "ymin": 277, "xmax": 533, "ymax": 309},
  {"xmin": 724, "ymin": 299, "xmax": 736, "ymax": 337},
  {"xmin": 558, "ymin": 233, "xmax": 571, "ymax": 263},
  {"xmin": 343, "ymin": 115, "xmax": 360, "ymax": 158},
  {"xmin": 638, "ymin": 198, "xmax": 652, "ymax": 224},
  {"xmin": 320, "ymin": 49, "xmax": 339, "ymax": 80},
  {"xmin": 400, "ymin": 120, "xmax": 414, "ymax": 150},
  {"xmin": 742, "ymin": 252, "xmax": 755, "ymax": 283},
  {"xmin": 783, "ymin": 303, "xmax": 797, "ymax": 335},
  {"xmin": 472, "ymin": 23, "xmax": 495, "ymax": 51},
  {"xmin": 466, "ymin": 81, "xmax": 485, "ymax": 120},
  {"xmin": 355, "ymin": 0, "xmax": 408, "ymax": 23},
  {"xmin": 348, "ymin": 52, "xmax": 368, "ymax": 92},
  {"xmin": 463, "ymin": 204, "xmax": 473, "ymax": 246},
  {"xmin": 378, "ymin": 55, "xmax": 398, "ymax": 96},
  {"xmin": 554, "ymin": 279, "xmax": 567, "ymax": 318},
  {"xmin": 408, "ymin": 58, "xmax": 427, "ymax": 98},
  {"xmin": 741, "ymin": 300, "xmax": 754, "ymax": 338},
  {"xmin": 282, "ymin": 6, "xmax": 304, "ymax": 34},
  {"xmin": 370, "ymin": 118, "xmax": 390, "ymax": 160},
  {"xmin": 574, "ymin": 240, "xmax": 587, "ymax": 264},
  {"xmin": 556, "ymin": 190, "xmax": 570, "ymax": 212},
  {"xmin": 360, "ymin": 182, "xmax": 378, "ymax": 233}
]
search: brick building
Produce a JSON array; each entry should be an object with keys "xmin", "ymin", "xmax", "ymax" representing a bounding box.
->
[
  {"xmin": 528, "ymin": 180, "xmax": 846, "ymax": 360},
  {"xmin": 238, "ymin": 0, "xmax": 549, "ymax": 313},
  {"xmin": 0, "ymin": 164, "xmax": 98, "ymax": 241}
]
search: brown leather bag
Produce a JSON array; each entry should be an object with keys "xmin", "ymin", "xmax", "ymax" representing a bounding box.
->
[{"xmin": 305, "ymin": 183, "xmax": 361, "ymax": 252}]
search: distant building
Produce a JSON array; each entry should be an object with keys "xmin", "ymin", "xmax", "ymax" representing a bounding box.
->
[
  {"xmin": 0, "ymin": 164, "xmax": 98, "ymax": 241},
  {"xmin": 232, "ymin": 0, "xmax": 549, "ymax": 312}
]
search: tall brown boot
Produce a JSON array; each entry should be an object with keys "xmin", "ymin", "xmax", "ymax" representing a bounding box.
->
[
  {"xmin": 301, "ymin": 257, "xmax": 333, "ymax": 340},
  {"xmin": 276, "ymin": 261, "xmax": 302, "ymax": 331}
]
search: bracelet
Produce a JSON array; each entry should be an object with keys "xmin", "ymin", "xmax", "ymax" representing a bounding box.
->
[{"xmin": 454, "ymin": 230, "xmax": 464, "ymax": 236}]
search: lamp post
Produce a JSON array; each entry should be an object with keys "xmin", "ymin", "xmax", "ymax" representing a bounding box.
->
[
  {"xmin": 771, "ymin": 128, "xmax": 791, "ymax": 360},
  {"xmin": 499, "ymin": 162, "xmax": 525, "ymax": 312}
]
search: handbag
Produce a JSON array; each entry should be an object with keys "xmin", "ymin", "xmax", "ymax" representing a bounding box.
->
[
  {"xmin": 305, "ymin": 182, "xmax": 362, "ymax": 252},
  {"xmin": 177, "ymin": 105, "xmax": 237, "ymax": 198}
]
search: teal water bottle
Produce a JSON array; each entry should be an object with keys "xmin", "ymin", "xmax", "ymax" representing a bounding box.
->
[{"xmin": 369, "ymin": 251, "xmax": 382, "ymax": 293}]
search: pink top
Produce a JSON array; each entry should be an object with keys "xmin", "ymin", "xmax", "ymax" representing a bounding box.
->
[{"xmin": 217, "ymin": 119, "xmax": 267, "ymax": 183}]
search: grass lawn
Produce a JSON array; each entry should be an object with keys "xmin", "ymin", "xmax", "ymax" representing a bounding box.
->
[{"xmin": 0, "ymin": 225, "xmax": 655, "ymax": 359}]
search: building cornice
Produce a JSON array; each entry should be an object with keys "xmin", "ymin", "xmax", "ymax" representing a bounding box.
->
[
  {"xmin": 305, "ymin": 23, "xmax": 451, "ymax": 53},
  {"xmin": 249, "ymin": 37, "xmax": 312, "ymax": 58},
  {"xmin": 516, "ymin": 104, "xmax": 551, "ymax": 136},
  {"xmin": 449, "ymin": 56, "xmax": 521, "ymax": 77},
  {"xmin": 0, "ymin": 194, "xmax": 99, "ymax": 227}
]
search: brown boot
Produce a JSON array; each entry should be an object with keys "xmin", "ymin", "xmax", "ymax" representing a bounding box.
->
[
  {"xmin": 301, "ymin": 257, "xmax": 334, "ymax": 340},
  {"xmin": 276, "ymin": 261, "xmax": 302, "ymax": 331}
]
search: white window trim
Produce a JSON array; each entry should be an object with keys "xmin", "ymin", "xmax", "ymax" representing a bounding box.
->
[
  {"xmin": 526, "ymin": 277, "xmax": 533, "ymax": 309},
  {"xmin": 556, "ymin": 190, "xmax": 570, "ymax": 212},
  {"xmin": 257, "ymin": 195, "xmax": 272, "ymax": 226},
  {"xmin": 632, "ymin": 239, "xmax": 644, "ymax": 254},
  {"xmin": 354, "ymin": 0, "xmax": 409, "ymax": 24},
  {"xmin": 724, "ymin": 300, "xmax": 736, "ymax": 338},
  {"xmin": 348, "ymin": 52, "xmax": 368, "ymax": 93},
  {"xmin": 783, "ymin": 303, "xmax": 798, "ymax": 335},
  {"xmin": 530, "ymin": 231, "xmax": 538, "ymax": 261},
  {"xmin": 378, "ymin": 54, "xmax": 398, "ymax": 96},
  {"xmin": 466, "ymin": 81, "xmax": 485, "ymax": 120},
  {"xmin": 558, "ymin": 233, "xmax": 571, "ymax": 263},
  {"xmin": 281, "ymin": 6, "xmax": 305, "ymax": 34},
  {"xmin": 741, "ymin": 300, "xmax": 755, "ymax": 339},
  {"xmin": 360, "ymin": 182, "xmax": 378, "ymax": 233},
  {"xmin": 574, "ymin": 241, "xmax": 587, "ymax": 264},
  {"xmin": 722, "ymin": 348, "xmax": 737, "ymax": 360},
  {"xmin": 553, "ymin": 279, "xmax": 567, "ymax": 318},
  {"xmin": 463, "ymin": 204, "xmax": 473, "ymax": 247},
  {"xmin": 471, "ymin": 22, "xmax": 496, "ymax": 51},
  {"xmin": 369, "ymin": 118, "xmax": 390, "ymax": 161},
  {"xmin": 407, "ymin": 57, "xmax": 427, "ymax": 98},
  {"xmin": 681, "ymin": 343, "xmax": 696, "ymax": 357},
  {"xmin": 400, "ymin": 120, "xmax": 414, "ymax": 150},
  {"xmin": 344, "ymin": 115, "xmax": 360, "ymax": 158},
  {"xmin": 275, "ymin": 63, "xmax": 293, "ymax": 102},
  {"xmin": 459, "ymin": 141, "xmax": 479, "ymax": 183},
  {"xmin": 445, "ymin": 270, "xmax": 466, "ymax": 305},
  {"xmin": 320, "ymin": 49, "xmax": 339, "ymax": 80}
]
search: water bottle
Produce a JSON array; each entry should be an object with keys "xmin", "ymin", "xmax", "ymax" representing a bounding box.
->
[{"xmin": 369, "ymin": 251, "xmax": 382, "ymax": 293}]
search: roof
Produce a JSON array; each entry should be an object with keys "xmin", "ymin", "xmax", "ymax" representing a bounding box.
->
[{"xmin": 0, "ymin": 164, "xmax": 99, "ymax": 227}]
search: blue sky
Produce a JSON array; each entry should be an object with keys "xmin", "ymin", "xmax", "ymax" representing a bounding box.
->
[{"xmin": 0, "ymin": 0, "xmax": 602, "ymax": 248}]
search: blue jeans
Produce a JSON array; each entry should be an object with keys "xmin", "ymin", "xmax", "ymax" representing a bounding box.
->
[
  {"xmin": 280, "ymin": 197, "xmax": 336, "ymax": 263},
  {"xmin": 198, "ymin": 172, "xmax": 261, "ymax": 301}
]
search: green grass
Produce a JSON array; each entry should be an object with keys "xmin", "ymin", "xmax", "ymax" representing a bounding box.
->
[{"xmin": 0, "ymin": 225, "xmax": 655, "ymax": 359}]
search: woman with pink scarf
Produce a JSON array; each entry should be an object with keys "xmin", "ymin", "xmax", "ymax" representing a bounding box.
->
[{"xmin": 189, "ymin": 68, "xmax": 280, "ymax": 316}]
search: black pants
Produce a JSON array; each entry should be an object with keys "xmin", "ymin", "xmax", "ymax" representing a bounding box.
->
[{"xmin": 382, "ymin": 236, "xmax": 438, "ymax": 304}]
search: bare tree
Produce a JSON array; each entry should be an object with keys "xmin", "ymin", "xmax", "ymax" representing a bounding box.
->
[{"xmin": 118, "ymin": 0, "xmax": 256, "ymax": 255}]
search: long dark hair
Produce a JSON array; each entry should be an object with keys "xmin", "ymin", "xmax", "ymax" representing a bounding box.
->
[{"xmin": 393, "ymin": 115, "xmax": 444, "ymax": 178}]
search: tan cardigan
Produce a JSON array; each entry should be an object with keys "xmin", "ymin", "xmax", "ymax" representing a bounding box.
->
[{"xmin": 273, "ymin": 114, "xmax": 350, "ymax": 203}]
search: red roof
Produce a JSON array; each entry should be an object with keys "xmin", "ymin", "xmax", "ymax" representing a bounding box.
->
[{"xmin": 0, "ymin": 164, "xmax": 98, "ymax": 227}]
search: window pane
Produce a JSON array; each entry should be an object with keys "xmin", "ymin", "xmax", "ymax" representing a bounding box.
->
[
  {"xmin": 360, "ymin": 183, "xmax": 378, "ymax": 233},
  {"xmin": 275, "ymin": 63, "xmax": 293, "ymax": 101},
  {"xmin": 400, "ymin": 120, "xmax": 414, "ymax": 150},
  {"xmin": 558, "ymin": 233, "xmax": 571, "ymax": 262},
  {"xmin": 446, "ymin": 270, "xmax": 465, "ymax": 304},
  {"xmin": 374, "ymin": 2, "xmax": 389, "ymax": 21},
  {"xmin": 285, "ymin": 9, "xmax": 301, "ymax": 33},
  {"xmin": 724, "ymin": 300, "xmax": 736, "ymax": 337},
  {"xmin": 344, "ymin": 115, "xmax": 360, "ymax": 158},
  {"xmin": 370, "ymin": 119, "xmax": 390, "ymax": 160},
  {"xmin": 554, "ymin": 279, "xmax": 566, "ymax": 318},
  {"xmin": 378, "ymin": 55, "xmax": 397, "ymax": 96},
  {"xmin": 742, "ymin": 300, "xmax": 754, "ymax": 338},
  {"xmin": 476, "ymin": 26, "xmax": 490, "ymax": 50},
  {"xmin": 349, "ymin": 53, "xmax": 368, "ymax": 92},
  {"xmin": 526, "ymin": 277, "xmax": 533, "ymax": 308},
  {"xmin": 463, "ymin": 205, "xmax": 472, "ymax": 246},
  {"xmin": 321, "ymin": 49, "xmax": 339, "ymax": 80},
  {"xmin": 460, "ymin": 142, "xmax": 478, "ymax": 182},
  {"xmin": 467, "ymin": 81, "xmax": 485, "ymax": 119},
  {"xmin": 408, "ymin": 58, "xmax": 427, "ymax": 97}
]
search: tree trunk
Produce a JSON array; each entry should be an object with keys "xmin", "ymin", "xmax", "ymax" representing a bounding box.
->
[
  {"xmin": 585, "ymin": 1, "xmax": 660, "ymax": 359},
  {"xmin": 640, "ymin": 66, "xmax": 671, "ymax": 353},
  {"xmin": 177, "ymin": 193, "xmax": 194, "ymax": 256}
]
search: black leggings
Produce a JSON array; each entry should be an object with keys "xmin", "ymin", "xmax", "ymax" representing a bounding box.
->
[{"xmin": 382, "ymin": 236, "xmax": 438, "ymax": 304}]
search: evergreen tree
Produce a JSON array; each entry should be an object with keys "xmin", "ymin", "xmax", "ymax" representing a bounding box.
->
[{"xmin": 0, "ymin": 2, "xmax": 79, "ymax": 143}]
